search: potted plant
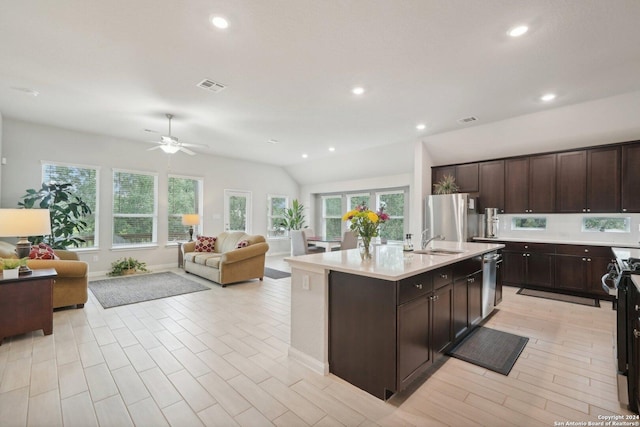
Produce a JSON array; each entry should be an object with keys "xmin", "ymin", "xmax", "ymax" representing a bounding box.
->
[
  {"xmin": 19, "ymin": 182, "xmax": 92, "ymax": 249},
  {"xmin": 108, "ymin": 257, "xmax": 148, "ymax": 276},
  {"xmin": 433, "ymin": 174, "xmax": 460, "ymax": 195},
  {"xmin": 1, "ymin": 258, "xmax": 28, "ymax": 279},
  {"xmin": 279, "ymin": 199, "xmax": 306, "ymax": 231}
]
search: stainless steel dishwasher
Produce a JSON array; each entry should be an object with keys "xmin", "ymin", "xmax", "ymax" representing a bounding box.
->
[{"xmin": 482, "ymin": 251, "xmax": 500, "ymax": 319}]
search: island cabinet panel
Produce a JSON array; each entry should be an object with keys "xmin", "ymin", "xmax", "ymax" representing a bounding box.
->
[
  {"xmin": 622, "ymin": 142, "xmax": 640, "ymax": 213},
  {"xmin": 479, "ymin": 160, "xmax": 505, "ymax": 212},
  {"xmin": 452, "ymin": 276, "xmax": 468, "ymax": 339},
  {"xmin": 397, "ymin": 296, "xmax": 431, "ymax": 389},
  {"xmin": 452, "ymin": 257, "xmax": 483, "ymax": 336},
  {"xmin": 431, "ymin": 283, "xmax": 453, "ymax": 355},
  {"xmin": 468, "ymin": 271, "xmax": 483, "ymax": 327},
  {"xmin": 588, "ymin": 146, "xmax": 620, "ymax": 213},
  {"xmin": 329, "ymin": 272, "xmax": 397, "ymax": 400}
]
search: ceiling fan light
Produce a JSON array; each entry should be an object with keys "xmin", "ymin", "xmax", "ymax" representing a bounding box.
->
[{"xmin": 160, "ymin": 145, "xmax": 180, "ymax": 154}]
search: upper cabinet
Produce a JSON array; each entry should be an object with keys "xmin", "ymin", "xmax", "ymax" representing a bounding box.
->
[
  {"xmin": 556, "ymin": 146, "xmax": 621, "ymax": 213},
  {"xmin": 432, "ymin": 164, "xmax": 478, "ymax": 194},
  {"xmin": 622, "ymin": 142, "xmax": 640, "ymax": 213},
  {"xmin": 478, "ymin": 160, "xmax": 505, "ymax": 212},
  {"xmin": 505, "ymin": 154, "xmax": 555, "ymax": 213}
]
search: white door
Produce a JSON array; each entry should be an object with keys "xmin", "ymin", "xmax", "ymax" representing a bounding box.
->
[{"xmin": 224, "ymin": 190, "xmax": 252, "ymax": 233}]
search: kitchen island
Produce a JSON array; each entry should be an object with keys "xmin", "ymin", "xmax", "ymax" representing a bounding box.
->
[{"xmin": 285, "ymin": 241, "xmax": 503, "ymax": 399}]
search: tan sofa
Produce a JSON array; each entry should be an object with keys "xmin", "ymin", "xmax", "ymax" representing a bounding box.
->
[
  {"xmin": 0, "ymin": 241, "xmax": 89, "ymax": 309},
  {"xmin": 182, "ymin": 232, "xmax": 268, "ymax": 287}
]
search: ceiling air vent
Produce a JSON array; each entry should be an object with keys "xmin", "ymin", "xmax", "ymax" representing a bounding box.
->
[
  {"xmin": 197, "ymin": 79, "xmax": 226, "ymax": 93},
  {"xmin": 457, "ymin": 116, "xmax": 479, "ymax": 125}
]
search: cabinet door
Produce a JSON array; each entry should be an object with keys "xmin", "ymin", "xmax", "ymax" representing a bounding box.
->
[
  {"xmin": 502, "ymin": 251, "xmax": 525, "ymax": 286},
  {"xmin": 456, "ymin": 163, "xmax": 479, "ymax": 193},
  {"xmin": 587, "ymin": 256, "xmax": 615, "ymax": 297},
  {"xmin": 467, "ymin": 272, "xmax": 483, "ymax": 327},
  {"xmin": 432, "ymin": 284, "xmax": 453, "ymax": 355},
  {"xmin": 452, "ymin": 278, "xmax": 468, "ymax": 339},
  {"xmin": 527, "ymin": 253, "xmax": 555, "ymax": 289},
  {"xmin": 556, "ymin": 150, "xmax": 587, "ymax": 213},
  {"xmin": 529, "ymin": 154, "xmax": 556, "ymax": 213},
  {"xmin": 432, "ymin": 166, "xmax": 456, "ymax": 194},
  {"xmin": 479, "ymin": 160, "xmax": 505, "ymax": 212},
  {"xmin": 555, "ymin": 255, "xmax": 587, "ymax": 292},
  {"xmin": 622, "ymin": 143, "xmax": 640, "ymax": 213},
  {"xmin": 397, "ymin": 296, "xmax": 431, "ymax": 385},
  {"xmin": 588, "ymin": 146, "xmax": 620, "ymax": 213},
  {"xmin": 505, "ymin": 158, "xmax": 529, "ymax": 213}
]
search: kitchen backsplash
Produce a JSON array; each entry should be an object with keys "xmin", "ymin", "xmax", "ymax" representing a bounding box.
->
[{"xmin": 478, "ymin": 213, "xmax": 640, "ymax": 246}]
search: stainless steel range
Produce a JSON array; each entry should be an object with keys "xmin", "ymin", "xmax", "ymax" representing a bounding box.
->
[{"xmin": 606, "ymin": 248, "xmax": 640, "ymax": 412}]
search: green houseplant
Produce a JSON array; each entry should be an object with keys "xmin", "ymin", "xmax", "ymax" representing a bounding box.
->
[
  {"xmin": 433, "ymin": 174, "xmax": 460, "ymax": 195},
  {"xmin": 19, "ymin": 182, "xmax": 92, "ymax": 249},
  {"xmin": 1, "ymin": 258, "xmax": 28, "ymax": 278},
  {"xmin": 108, "ymin": 257, "xmax": 148, "ymax": 276},
  {"xmin": 279, "ymin": 199, "xmax": 306, "ymax": 231}
]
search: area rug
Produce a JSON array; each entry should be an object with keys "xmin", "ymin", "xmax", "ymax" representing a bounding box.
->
[
  {"xmin": 516, "ymin": 288, "xmax": 599, "ymax": 307},
  {"xmin": 264, "ymin": 267, "xmax": 291, "ymax": 279},
  {"xmin": 447, "ymin": 327, "xmax": 529, "ymax": 375},
  {"xmin": 89, "ymin": 271, "xmax": 210, "ymax": 309}
]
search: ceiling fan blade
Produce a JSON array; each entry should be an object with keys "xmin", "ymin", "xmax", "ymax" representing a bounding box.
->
[
  {"xmin": 180, "ymin": 147, "xmax": 196, "ymax": 155},
  {"xmin": 180, "ymin": 142, "xmax": 208, "ymax": 148},
  {"xmin": 147, "ymin": 146, "xmax": 162, "ymax": 151}
]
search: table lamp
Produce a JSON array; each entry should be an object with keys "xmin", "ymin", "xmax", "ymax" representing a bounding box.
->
[
  {"xmin": 0, "ymin": 208, "xmax": 52, "ymax": 275},
  {"xmin": 181, "ymin": 214, "xmax": 200, "ymax": 242}
]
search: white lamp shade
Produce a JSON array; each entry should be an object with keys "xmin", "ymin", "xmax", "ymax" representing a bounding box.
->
[
  {"xmin": 181, "ymin": 214, "xmax": 200, "ymax": 226},
  {"xmin": 0, "ymin": 209, "xmax": 52, "ymax": 237}
]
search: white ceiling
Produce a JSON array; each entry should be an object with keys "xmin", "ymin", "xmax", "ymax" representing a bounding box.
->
[{"xmin": 1, "ymin": 0, "xmax": 640, "ymax": 168}]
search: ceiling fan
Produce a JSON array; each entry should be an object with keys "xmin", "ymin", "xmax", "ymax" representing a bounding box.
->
[{"xmin": 148, "ymin": 114, "xmax": 206, "ymax": 155}]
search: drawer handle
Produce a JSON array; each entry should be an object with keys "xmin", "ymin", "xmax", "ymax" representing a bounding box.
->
[
  {"xmin": 636, "ymin": 304, "xmax": 640, "ymax": 312},
  {"xmin": 415, "ymin": 284, "xmax": 423, "ymax": 290},
  {"xmin": 587, "ymin": 258, "xmax": 591, "ymax": 262},
  {"xmin": 440, "ymin": 274, "xmax": 448, "ymax": 279},
  {"xmin": 584, "ymin": 249, "xmax": 589, "ymax": 253},
  {"xmin": 582, "ymin": 258, "xmax": 586, "ymax": 261},
  {"xmin": 634, "ymin": 329, "xmax": 640, "ymax": 339}
]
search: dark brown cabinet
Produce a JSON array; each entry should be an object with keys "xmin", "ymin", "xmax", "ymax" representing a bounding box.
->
[
  {"xmin": 431, "ymin": 284, "xmax": 453, "ymax": 354},
  {"xmin": 479, "ymin": 160, "xmax": 505, "ymax": 212},
  {"xmin": 467, "ymin": 271, "xmax": 483, "ymax": 326},
  {"xmin": 432, "ymin": 164, "xmax": 478, "ymax": 194},
  {"xmin": 505, "ymin": 154, "xmax": 556, "ymax": 213},
  {"xmin": 622, "ymin": 142, "xmax": 640, "ymax": 213},
  {"xmin": 555, "ymin": 245, "xmax": 614, "ymax": 297},
  {"xmin": 557, "ymin": 147, "xmax": 621, "ymax": 213},
  {"xmin": 452, "ymin": 277, "xmax": 468, "ymax": 340},
  {"xmin": 397, "ymin": 295, "xmax": 431, "ymax": 388},
  {"xmin": 502, "ymin": 243, "xmax": 555, "ymax": 290}
]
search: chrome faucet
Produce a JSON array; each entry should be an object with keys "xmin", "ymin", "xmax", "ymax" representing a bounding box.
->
[{"xmin": 421, "ymin": 229, "xmax": 444, "ymax": 249}]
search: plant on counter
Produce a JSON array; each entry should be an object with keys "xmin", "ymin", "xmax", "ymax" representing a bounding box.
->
[
  {"xmin": 108, "ymin": 257, "xmax": 148, "ymax": 276},
  {"xmin": 342, "ymin": 205, "xmax": 390, "ymax": 260},
  {"xmin": 433, "ymin": 174, "xmax": 460, "ymax": 195}
]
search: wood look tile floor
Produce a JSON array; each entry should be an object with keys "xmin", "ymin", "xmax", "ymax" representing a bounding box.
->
[{"xmin": 0, "ymin": 256, "xmax": 633, "ymax": 426}]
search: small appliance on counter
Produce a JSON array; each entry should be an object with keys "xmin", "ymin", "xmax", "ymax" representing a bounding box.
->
[{"xmin": 484, "ymin": 208, "xmax": 499, "ymax": 238}]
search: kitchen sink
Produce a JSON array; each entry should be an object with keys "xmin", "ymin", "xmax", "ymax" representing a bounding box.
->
[{"xmin": 413, "ymin": 248, "xmax": 467, "ymax": 255}]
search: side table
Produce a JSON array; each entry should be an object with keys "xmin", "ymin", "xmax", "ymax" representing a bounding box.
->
[{"xmin": 0, "ymin": 268, "xmax": 57, "ymax": 345}]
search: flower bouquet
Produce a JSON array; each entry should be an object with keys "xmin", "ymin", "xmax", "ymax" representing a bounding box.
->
[{"xmin": 342, "ymin": 205, "xmax": 390, "ymax": 260}]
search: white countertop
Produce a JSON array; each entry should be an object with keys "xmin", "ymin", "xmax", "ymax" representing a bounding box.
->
[
  {"xmin": 474, "ymin": 236, "xmax": 640, "ymax": 248},
  {"xmin": 612, "ymin": 247, "xmax": 640, "ymax": 261},
  {"xmin": 285, "ymin": 241, "xmax": 504, "ymax": 281}
]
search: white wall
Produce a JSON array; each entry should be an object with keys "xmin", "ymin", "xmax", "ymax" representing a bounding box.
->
[{"xmin": 0, "ymin": 118, "xmax": 299, "ymax": 273}]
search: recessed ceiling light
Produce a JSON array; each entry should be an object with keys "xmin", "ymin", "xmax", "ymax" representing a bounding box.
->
[
  {"xmin": 416, "ymin": 123, "xmax": 426, "ymax": 130},
  {"xmin": 328, "ymin": 147, "xmax": 336, "ymax": 152},
  {"xmin": 302, "ymin": 153, "xmax": 308, "ymax": 159},
  {"xmin": 352, "ymin": 87, "xmax": 365, "ymax": 95},
  {"xmin": 508, "ymin": 25, "xmax": 529, "ymax": 37},
  {"xmin": 211, "ymin": 16, "xmax": 229, "ymax": 29},
  {"xmin": 541, "ymin": 93, "xmax": 556, "ymax": 102}
]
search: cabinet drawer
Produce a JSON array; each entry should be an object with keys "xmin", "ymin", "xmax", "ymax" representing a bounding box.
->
[
  {"xmin": 555, "ymin": 244, "xmax": 612, "ymax": 257},
  {"xmin": 503, "ymin": 242, "xmax": 555, "ymax": 254},
  {"xmin": 433, "ymin": 266, "xmax": 453, "ymax": 289},
  {"xmin": 398, "ymin": 272, "xmax": 433, "ymax": 305},
  {"xmin": 453, "ymin": 257, "xmax": 483, "ymax": 280}
]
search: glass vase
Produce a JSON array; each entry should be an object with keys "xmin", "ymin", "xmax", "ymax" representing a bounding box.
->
[{"xmin": 359, "ymin": 236, "xmax": 373, "ymax": 261}]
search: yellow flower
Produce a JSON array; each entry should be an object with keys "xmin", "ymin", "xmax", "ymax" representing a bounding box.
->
[
  {"xmin": 367, "ymin": 212, "xmax": 378, "ymax": 223},
  {"xmin": 342, "ymin": 210, "xmax": 357, "ymax": 221}
]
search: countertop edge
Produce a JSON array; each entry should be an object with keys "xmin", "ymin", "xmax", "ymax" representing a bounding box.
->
[{"xmin": 473, "ymin": 237, "xmax": 639, "ymax": 248}]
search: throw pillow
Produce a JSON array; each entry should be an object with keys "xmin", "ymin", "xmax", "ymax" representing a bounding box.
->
[
  {"xmin": 29, "ymin": 243, "xmax": 60, "ymax": 260},
  {"xmin": 236, "ymin": 240, "xmax": 250, "ymax": 249},
  {"xmin": 195, "ymin": 236, "xmax": 217, "ymax": 252}
]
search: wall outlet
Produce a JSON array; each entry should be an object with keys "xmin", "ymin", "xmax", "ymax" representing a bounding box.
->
[
  {"xmin": 302, "ymin": 275, "xmax": 310, "ymax": 290},
  {"xmin": 92, "ymin": 255, "xmax": 99, "ymax": 262}
]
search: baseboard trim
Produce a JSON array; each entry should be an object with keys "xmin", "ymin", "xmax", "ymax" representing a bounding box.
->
[{"xmin": 288, "ymin": 346, "xmax": 328, "ymax": 375}]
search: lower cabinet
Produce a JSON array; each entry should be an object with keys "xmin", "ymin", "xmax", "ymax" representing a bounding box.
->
[
  {"xmin": 555, "ymin": 245, "xmax": 614, "ymax": 298},
  {"xmin": 502, "ymin": 243, "xmax": 555, "ymax": 290},
  {"xmin": 468, "ymin": 270, "xmax": 483, "ymax": 326}
]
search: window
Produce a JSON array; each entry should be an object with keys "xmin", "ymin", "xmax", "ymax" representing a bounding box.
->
[
  {"xmin": 348, "ymin": 193, "xmax": 370, "ymax": 210},
  {"xmin": 582, "ymin": 217, "xmax": 630, "ymax": 233},
  {"xmin": 42, "ymin": 162, "xmax": 99, "ymax": 248},
  {"xmin": 376, "ymin": 191, "xmax": 405, "ymax": 241},
  {"xmin": 267, "ymin": 195, "xmax": 288, "ymax": 238},
  {"xmin": 512, "ymin": 217, "xmax": 547, "ymax": 230},
  {"xmin": 323, "ymin": 196, "xmax": 343, "ymax": 239},
  {"xmin": 112, "ymin": 170, "xmax": 158, "ymax": 246},
  {"xmin": 168, "ymin": 175, "xmax": 203, "ymax": 242}
]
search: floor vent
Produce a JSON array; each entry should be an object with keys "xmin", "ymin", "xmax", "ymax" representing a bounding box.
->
[
  {"xmin": 197, "ymin": 79, "xmax": 226, "ymax": 93},
  {"xmin": 457, "ymin": 116, "xmax": 479, "ymax": 124}
]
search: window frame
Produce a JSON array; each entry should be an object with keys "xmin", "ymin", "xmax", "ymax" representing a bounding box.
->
[
  {"xmin": 112, "ymin": 168, "xmax": 159, "ymax": 248},
  {"xmin": 167, "ymin": 174, "xmax": 204, "ymax": 243},
  {"xmin": 267, "ymin": 194, "xmax": 289, "ymax": 239},
  {"xmin": 41, "ymin": 160, "xmax": 100, "ymax": 250},
  {"xmin": 322, "ymin": 195, "xmax": 344, "ymax": 239}
]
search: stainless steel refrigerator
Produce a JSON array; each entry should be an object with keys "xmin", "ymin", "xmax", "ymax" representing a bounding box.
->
[{"xmin": 424, "ymin": 193, "xmax": 478, "ymax": 242}]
